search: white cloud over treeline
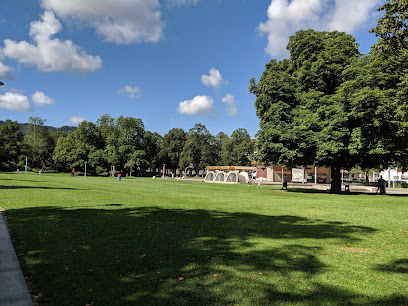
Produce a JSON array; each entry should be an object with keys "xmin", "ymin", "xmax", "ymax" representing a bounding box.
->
[
  {"xmin": 3, "ymin": 11, "xmax": 102, "ymax": 73},
  {"xmin": 222, "ymin": 94, "xmax": 239, "ymax": 117},
  {"xmin": 118, "ymin": 85, "xmax": 142, "ymax": 98},
  {"xmin": 0, "ymin": 92, "xmax": 32, "ymax": 112},
  {"xmin": 177, "ymin": 95, "xmax": 215, "ymax": 117},
  {"xmin": 201, "ymin": 68, "xmax": 227, "ymax": 89},
  {"xmin": 32, "ymin": 91, "xmax": 55, "ymax": 105},
  {"xmin": 40, "ymin": 0, "xmax": 164, "ymax": 44},
  {"xmin": 258, "ymin": 0, "xmax": 381, "ymax": 58}
]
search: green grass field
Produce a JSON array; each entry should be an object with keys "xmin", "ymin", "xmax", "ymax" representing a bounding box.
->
[{"xmin": 1, "ymin": 172, "xmax": 407, "ymax": 305}]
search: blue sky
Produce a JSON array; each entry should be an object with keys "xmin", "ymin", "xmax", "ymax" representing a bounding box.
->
[{"xmin": 0, "ymin": 0, "xmax": 383, "ymax": 137}]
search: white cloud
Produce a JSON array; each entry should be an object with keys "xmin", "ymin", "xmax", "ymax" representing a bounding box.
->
[
  {"xmin": 328, "ymin": 0, "xmax": 381, "ymax": 33},
  {"xmin": 0, "ymin": 58, "xmax": 13, "ymax": 79},
  {"xmin": 177, "ymin": 95, "xmax": 215, "ymax": 116},
  {"xmin": 0, "ymin": 92, "xmax": 32, "ymax": 112},
  {"xmin": 167, "ymin": 0, "xmax": 199, "ymax": 7},
  {"xmin": 201, "ymin": 68, "xmax": 227, "ymax": 88},
  {"xmin": 222, "ymin": 94, "xmax": 239, "ymax": 117},
  {"xmin": 40, "ymin": 0, "xmax": 164, "ymax": 44},
  {"xmin": 117, "ymin": 85, "xmax": 142, "ymax": 98},
  {"xmin": 258, "ymin": 0, "xmax": 381, "ymax": 58},
  {"xmin": 3, "ymin": 11, "xmax": 102, "ymax": 73},
  {"xmin": 70, "ymin": 116, "xmax": 85, "ymax": 124},
  {"xmin": 32, "ymin": 91, "xmax": 55, "ymax": 105}
]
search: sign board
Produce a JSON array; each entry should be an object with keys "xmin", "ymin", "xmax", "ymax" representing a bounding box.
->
[{"xmin": 292, "ymin": 168, "xmax": 304, "ymax": 183}]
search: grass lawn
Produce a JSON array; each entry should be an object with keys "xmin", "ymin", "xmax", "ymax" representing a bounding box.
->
[{"xmin": 0, "ymin": 172, "xmax": 407, "ymax": 305}]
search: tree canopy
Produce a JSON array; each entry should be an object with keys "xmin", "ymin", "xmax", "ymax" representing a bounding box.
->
[{"xmin": 250, "ymin": 27, "xmax": 408, "ymax": 193}]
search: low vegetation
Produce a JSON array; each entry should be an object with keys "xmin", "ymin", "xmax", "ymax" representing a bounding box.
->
[{"xmin": 1, "ymin": 172, "xmax": 407, "ymax": 305}]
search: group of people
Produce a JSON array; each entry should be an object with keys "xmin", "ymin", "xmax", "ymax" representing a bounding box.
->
[{"xmin": 247, "ymin": 174, "xmax": 288, "ymax": 189}]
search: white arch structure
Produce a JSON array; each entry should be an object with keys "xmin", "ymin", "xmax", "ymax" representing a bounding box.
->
[{"xmin": 204, "ymin": 170, "xmax": 250, "ymax": 184}]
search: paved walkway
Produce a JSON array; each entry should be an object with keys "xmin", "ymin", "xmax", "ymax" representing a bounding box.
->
[{"xmin": 0, "ymin": 212, "xmax": 32, "ymax": 305}]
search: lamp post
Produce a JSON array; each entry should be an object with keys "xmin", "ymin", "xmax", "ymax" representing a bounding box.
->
[{"xmin": 84, "ymin": 161, "xmax": 87, "ymax": 178}]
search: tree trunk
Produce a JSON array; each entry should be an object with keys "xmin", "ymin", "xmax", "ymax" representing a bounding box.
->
[{"xmin": 330, "ymin": 166, "xmax": 342, "ymax": 194}]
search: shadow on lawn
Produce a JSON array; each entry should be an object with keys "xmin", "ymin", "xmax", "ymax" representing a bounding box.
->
[
  {"xmin": 375, "ymin": 259, "xmax": 408, "ymax": 274},
  {"xmin": 6, "ymin": 206, "xmax": 405, "ymax": 305},
  {"xmin": 286, "ymin": 188, "xmax": 408, "ymax": 196},
  {"xmin": 0, "ymin": 185, "xmax": 87, "ymax": 190}
]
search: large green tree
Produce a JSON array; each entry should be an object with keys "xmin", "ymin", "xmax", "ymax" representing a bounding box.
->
[
  {"xmin": 250, "ymin": 30, "xmax": 360, "ymax": 193},
  {"xmin": 0, "ymin": 120, "xmax": 23, "ymax": 170},
  {"xmin": 214, "ymin": 132, "xmax": 229, "ymax": 165},
  {"xmin": 221, "ymin": 128, "xmax": 254, "ymax": 166},
  {"xmin": 159, "ymin": 128, "xmax": 186, "ymax": 173},
  {"xmin": 53, "ymin": 121, "xmax": 103, "ymax": 173},
  {"xmin": 116, "ymin": 116, "xmax": 147, "ymax": 174},
  {"xmin": 179, "ymin": 124, "xmax": 217, "ymax": 173},
  {"xmin": 143, "ymin": 131, "xmax": 162, "ymax": 173},
  {"xmin": 24, "ymin": 117, "xmax": 55, "ymax": 170},
  {"xmin": 370, "ymin": 0, "xmax": 408, "ymax": 51}
]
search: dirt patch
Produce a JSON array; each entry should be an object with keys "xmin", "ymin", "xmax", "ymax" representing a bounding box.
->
[{"xmin": 341, "ymin": 247, "xmax": 367, "ymax": 253}]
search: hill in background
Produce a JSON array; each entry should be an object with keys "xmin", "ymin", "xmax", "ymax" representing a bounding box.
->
[{"xmin": 0, "ymin": 120, "xmax": 77, "ymax": 135}]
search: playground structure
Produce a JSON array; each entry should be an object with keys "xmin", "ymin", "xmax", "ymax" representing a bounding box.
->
[{"xmin": 204, "ymin": 166, "xmax": 255, "ymax": 184}]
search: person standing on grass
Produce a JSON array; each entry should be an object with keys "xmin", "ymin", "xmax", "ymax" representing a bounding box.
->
[
  {"xmin": 282, "ymin": 174, "xmax": 288, "ymax": 190},
  {"xmin": 376, "ymin": 175, "xmax": 386, "ymax": 195},
  {"xmin": 257, "ymin": 176, "xmax": 263, "ymax": 188},
  {"xmin": 71, "ymin": 168, "xmax": 75, "ymax": 178}
]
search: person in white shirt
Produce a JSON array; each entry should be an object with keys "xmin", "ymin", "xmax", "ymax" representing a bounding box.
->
[{"xmin": 257, "ymin": 176, "xmax": 263, "ymax": 188}]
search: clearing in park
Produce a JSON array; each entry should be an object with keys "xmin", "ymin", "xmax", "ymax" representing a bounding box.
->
[{"xmin": 0, "ymin": 172, "xmax": 407, "ymax": 305}]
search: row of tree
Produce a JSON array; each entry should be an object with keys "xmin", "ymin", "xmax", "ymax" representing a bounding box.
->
[
  {"xmin": 0, "ymin": 115, "xmax": 255, "ymax": 175},
  {"xmin": 249, "ymin": 0, "xmax": 408, "ymax": 193}
]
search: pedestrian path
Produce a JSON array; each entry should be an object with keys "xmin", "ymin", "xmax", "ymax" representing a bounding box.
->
[{"xmin": 0, "ymin": 212, "xmax": 32, "ymax": 305}]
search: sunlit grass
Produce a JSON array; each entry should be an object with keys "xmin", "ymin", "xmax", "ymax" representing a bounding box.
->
[{"xmin": 0, "ymin": 172, "xmax": 407, "ymax": 305}]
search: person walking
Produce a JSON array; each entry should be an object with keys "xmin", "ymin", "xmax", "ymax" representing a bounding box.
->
[
  {"xmin": 257, "ymin": 176, "xmax": 263, "ymax": 188},
  {"xmin": 71, "ymin": 168, "xmax": 75, "ymax": 178},
  {"xmin": 282, "ymin": 174, "xmax": 288, "ymax": 189},
  {"xmin": 376, "ymin": 175, "xmax": 386, "ymax": 195}
]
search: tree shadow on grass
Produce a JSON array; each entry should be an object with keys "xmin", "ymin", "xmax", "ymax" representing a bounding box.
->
[
  {"xmin": 375, "ymin": 259, "xmax": 408, "ymax": 274},
  {"xmin": 6, "ymin": 206, "xmax": 388, "ymax": 305},
  {"xmin": 0, "ymin": 185, "xmax": 87, "ymax": 190},
  {"xmin": 286, "ymin": 188, "xmax": 408, "ymax": 197}
]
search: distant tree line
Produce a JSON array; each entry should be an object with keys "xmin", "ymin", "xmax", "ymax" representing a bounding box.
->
[
  {"xmin": 0, "ymin": 115, "xmax": 255, "ymax": 175},
  {"xmin": 0, "ymin": 120, "xmax": 76, "ymax": 135}
]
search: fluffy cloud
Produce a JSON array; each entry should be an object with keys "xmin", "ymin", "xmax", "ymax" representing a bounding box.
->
[
  {"xmin": 3, "ymin": 11, "xmax": 102, "ymax": 73},
  {"xmin": 40, "ymin": 0, "xmax": 164, "ymax": 44},
  {"xmin": 0, "ymin": 92, "xmax": 32, "ymax": 112},
  {"xmin": 222, "ymin": 94, "xmax": 239, "ymax": 117},
  {"xmin": 118, "ymin": 85, "xmax": 142, "ymax": 98},
  {"xmin": 201, "ymin": 68, "xmax": 227, "ymax": 88},
  {"xmin": 167, "ymin": 0, "xmax": 199, "ymax": 7},
  {"xmin": 70, "ymin": 116, "xmax": 85, "ymax": 124},
  {"xmin": 32, "ymin": 91, "xmax": 55, "ymax": 105},
  {"xmin": 258, "ymin": 0, "xmax": 381, "ymax": 58},
  {"xmin": 177, "ymin": 95, "xmax": 215, "ymax": 116},
  {"xmin": 0, "ymin": 60, "xmax": 13, "ymax": 80}
]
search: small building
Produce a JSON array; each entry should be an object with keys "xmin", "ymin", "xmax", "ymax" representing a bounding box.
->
[
  {"xmin": 205, "ymin": 164, "xmax": 332, "ymax": 184},
  {"xmin": 257, "ymin": 164, "xmax": 331, "ymax": 184}
]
